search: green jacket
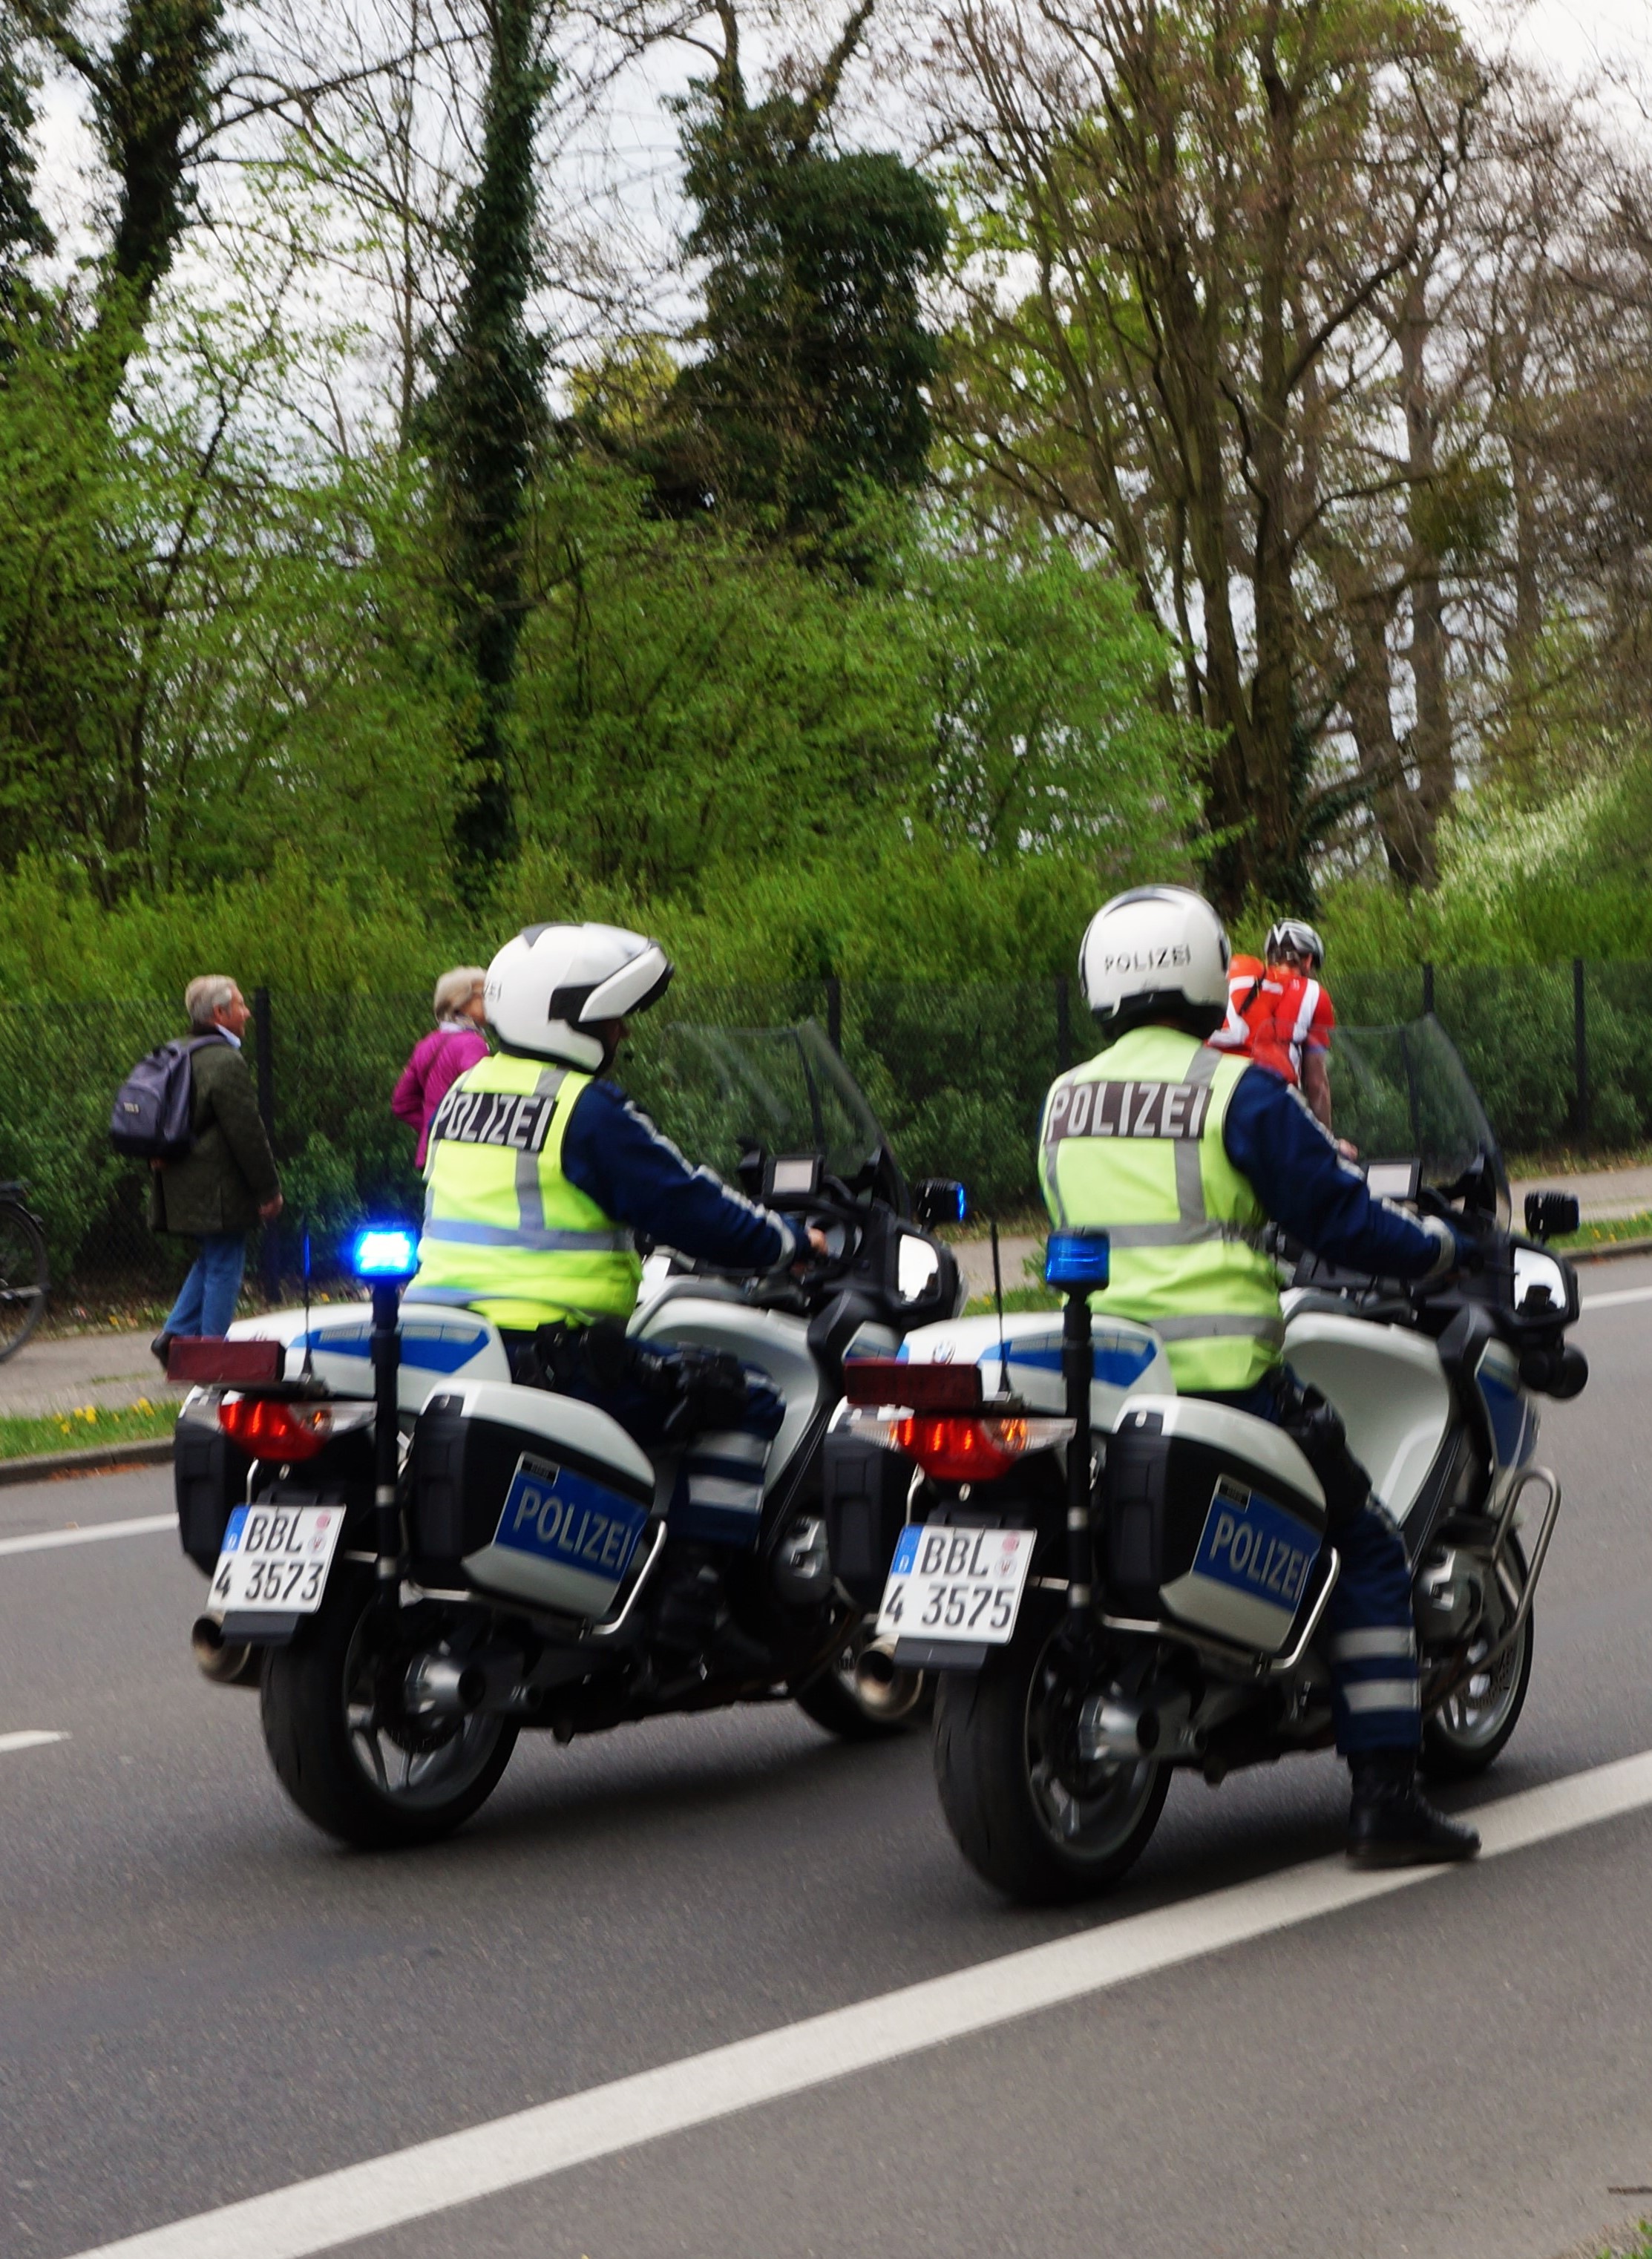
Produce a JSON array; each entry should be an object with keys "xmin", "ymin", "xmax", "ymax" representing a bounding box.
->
[{"xmin": 148, "ymin": 1037, "xmax": 281, "ymax": 1238}]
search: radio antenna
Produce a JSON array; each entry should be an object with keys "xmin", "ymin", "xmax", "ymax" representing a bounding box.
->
[
  {"xmin": 989, "ymin": 1218, "xmax": 1010, "ymax": 1397},
  {"xmin": 301, "ymin": 1216, "xmax": 313, "ymax": 1379}
]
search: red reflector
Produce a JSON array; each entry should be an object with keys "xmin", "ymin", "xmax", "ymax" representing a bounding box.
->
[
  {"xmin": 843, "ymin": 1359, "xmax": 983, "ymax": 1412},
  {"xmin": 217, "ymin": 1394, "xmax": 334, "ymax": 1461},
  {"xmin": 168, "ymin": 1338, "xmax": 283, "ymax": 1387},
  {"xmin": 894, "ymin": 1414, "xmax": 1027, "ymax": 1483}
]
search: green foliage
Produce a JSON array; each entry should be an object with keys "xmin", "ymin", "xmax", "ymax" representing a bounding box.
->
[
  {"xmin": 0, "ymin": 16, "xmax": 50, "ymax": 304},
  {"xmin": 663, "ymin": 14, "xmax": 945, "ymax": 540},
  {"xmin": 511, "ymin": 466, "xmax": 1195, "ymax": 904},
  {"xmin": 426, "ymin": 0, "xmax": 556, "ymax": 887},
  {"xmin": 1316, "ymin": 739, "xmax": 1652, "ymax": 968},
  {"xmin": 0, "ymin": 300, "xmax": 467, "ymax": 901}
]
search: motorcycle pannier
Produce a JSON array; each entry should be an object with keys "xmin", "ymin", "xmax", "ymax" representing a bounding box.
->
[
  {"xmin": 822, "ymin": 1423, "xmax": 913, "ymax": 1609},
  {"xmin": 411, "ymin": 1379, "xmax": 658, "ymax": 1618},
  {"xmin": 1103, "ymin": 1397, "xmax": 1328, "ymax": 1656}
]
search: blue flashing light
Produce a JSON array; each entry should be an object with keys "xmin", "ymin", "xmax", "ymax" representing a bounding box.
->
[
  {"xmin": 351, "ymin": 1225, "xmax": 419, "ymax": 1280},
  {"xmin": 1045, "ymin": 1229, "xmax": 1110, "ymax": 1292}
]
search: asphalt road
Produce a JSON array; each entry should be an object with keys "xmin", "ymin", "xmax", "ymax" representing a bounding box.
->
[{"xmin": 3, "ymin": 1265, "xmax": 1651, "ymax": 2259}]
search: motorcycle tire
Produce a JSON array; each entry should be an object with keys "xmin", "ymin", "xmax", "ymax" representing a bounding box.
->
[
  {"xmin": 794, "ymin": 1619, "xmax": 929, "ymax": 1741},
  {"xmin": 261, "ymin": 1569, "xmax": 517, "ymax": 1849},
  {"xmin": 932, "ymin": 1603, "xmax": 1170, "ymax": 1904},
  {"xmin": 1420, "ymin": 1539, "xmax": 1533, "ymax": 1783}
]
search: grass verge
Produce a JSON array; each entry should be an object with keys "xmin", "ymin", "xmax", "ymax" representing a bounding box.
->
[
  {"xmin": 0, "ymin": 1400, "xmax": 176, "ymax": 1461},
  {"xmin": 1556, "ymin": 1210, "xmax": 1652, "ymax": 1251}
]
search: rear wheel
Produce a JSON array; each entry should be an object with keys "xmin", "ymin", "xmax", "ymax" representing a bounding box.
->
[
  {"xmin": 794, "ymin": 1617, "xmax": 928, "ymax": 1741},
  {"xmin": 0, "ymin": 1199, "xmax": 47, "ymax": 1363},
  {"xmin": 261, "ymin": 1571, "xmax": 517, "ymax": 1847},
  {"xmin": 1421, "ymin": 1540, "xmax": 1533, "ymax": 1783},
  {"xmin": 933, "ymin": 1607, "xmax": 1169, "ymax": 1904}
]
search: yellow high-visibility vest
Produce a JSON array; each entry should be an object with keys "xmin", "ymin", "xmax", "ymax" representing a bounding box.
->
[
  {"xmin": 1039, "ymin": 1024, "xmax": 1284, "ymax": 1393},
  {"xmin": 409, "ymin": 1054, "xmax": 640, "ymax": 1330}
]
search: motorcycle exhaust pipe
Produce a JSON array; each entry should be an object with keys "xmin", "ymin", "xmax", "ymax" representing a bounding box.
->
[
  {"xmin": 404, "ymin": 1653, "xmax": 486, "ymax": 1717},
  {"xmin": 190, "ymin": 1616, "xmax": 261, "ymax": 1688},
  {"xmin": 1078, "ymin": 1690, "xmax": 1196, "ymax": 1763}
]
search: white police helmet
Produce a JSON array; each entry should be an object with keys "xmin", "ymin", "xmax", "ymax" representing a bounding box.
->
[
  {"xmin": 1079, "ymin": 885, "xmax": 1231, "ymax": 1037},
  {"xmin": 484, "ymin": 923, "xmax": 674, "ymax": 1069}
]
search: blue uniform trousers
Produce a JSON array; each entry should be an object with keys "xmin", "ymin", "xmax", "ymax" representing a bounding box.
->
[
  {"xmin": 502, "ymin": 1328, "xmax": 785, "ymax": 1551},
  {"xmin": 1204, "ymin": 1368, "xmax": 1420, "ymax": 1756}
]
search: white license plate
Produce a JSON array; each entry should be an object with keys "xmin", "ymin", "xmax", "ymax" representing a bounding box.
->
[
  {"xmin": 876, "ymin": 1524, "xmax": 1035, "ymax": 1645},
  {"xmin": 208, "ymin": 1504, "xmax": 345, "ymax": 1617}
]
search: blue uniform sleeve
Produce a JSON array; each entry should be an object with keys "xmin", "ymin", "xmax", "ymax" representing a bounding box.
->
[
  {"xmin": 562, "ymin": 1080, "xmax": 799, "ymax": 1272},
  {"xmin": 1222, "ymin": 1064, "xmax": 1452, "ymax": 1279}
]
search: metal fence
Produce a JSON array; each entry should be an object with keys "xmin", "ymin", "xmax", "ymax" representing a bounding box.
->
[{"xmin": 0, "ymin": 962, "xmax": 1641, "ymax": 1306}]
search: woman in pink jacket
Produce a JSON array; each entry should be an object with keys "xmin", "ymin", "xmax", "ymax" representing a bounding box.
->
[{"xmin": 392, "ymin": 967, "xmax": 489, "ymax": 1168}]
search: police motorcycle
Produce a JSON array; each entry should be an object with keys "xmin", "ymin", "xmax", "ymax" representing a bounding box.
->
[
  {"xmin": 170, "ymin": 1023, "xmax": 966, "ymax": 1847},
  {"xmin": 824, "ymin": 1018, "xmax": 1587, "ymax": 1902}
]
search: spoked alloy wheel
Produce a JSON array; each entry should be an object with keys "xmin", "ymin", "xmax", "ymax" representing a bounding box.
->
[
  {"xmin": 0, "ymin": 1201, "xmax": 47, "ymax": 1363},
  {"xmin": 1422, "ymin": 1539, "xmax": 1533, "ymax": 1783},
  {"xmin": 795, "ymin": 1616, "xmax": 928, "ymax": 1740},
  {"xmin": 933, "ymin": 1604, "xmax": 1169, "ymax": 1904},
  {"xmin": 261, "ymin": 1570, "xmax": 517, "ymax": 1848}
]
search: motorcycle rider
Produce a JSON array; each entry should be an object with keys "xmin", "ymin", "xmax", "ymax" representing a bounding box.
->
[
  {"xmin": 407, "ymin": 925, "xmax": 822, "ymax": 1624},
  {"xmin": 1040, "ymin": 885, "xmax": 1481, "ymax": 1867},
  {"xmin": 1210, "ymin": 919, "xmax": 1338, "ymax": 1135}
]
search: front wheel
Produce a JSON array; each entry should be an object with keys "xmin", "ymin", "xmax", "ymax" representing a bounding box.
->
[
  {"xmin": 932, "ymin": 1608, "xmax": 1169, "ymax": 1904},
  {"xmin": 261, "ymin": 1571, "xmax": 517, "ymax": 1848},
  {"xmin": 0, "ymin": 1199, "xmax": 47, "ymax": 1363},
  {"xmin": 1421, "ymin": 1540, "xmax": 1533, "ymax": 1783},
  {"xmin": 794, "ymin": 1617, "xmax": 928, "ymax": 1741}
]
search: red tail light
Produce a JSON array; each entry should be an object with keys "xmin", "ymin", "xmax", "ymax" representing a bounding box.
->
[
  {"xmin": 894, "ymin": 1414, "xmax": 1035, "ymax": 1483},
  {"xmin": 217, "ymin": 1395, "xmax": 337, "ymax": 1462}
]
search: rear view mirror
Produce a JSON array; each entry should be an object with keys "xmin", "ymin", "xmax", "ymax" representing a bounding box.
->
[
  {"xmin": 1524, "ymin": 1191, "xmax": 1580, "ymax": 1242},
  {"xmin": 913, "ymin": 1178, "xmax": 968, "ymax": 1229}
]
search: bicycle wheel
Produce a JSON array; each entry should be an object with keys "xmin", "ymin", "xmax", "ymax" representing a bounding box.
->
[{"xmin": 0, "ymin": 1200, "xmax": 47, "ymax": 1363}]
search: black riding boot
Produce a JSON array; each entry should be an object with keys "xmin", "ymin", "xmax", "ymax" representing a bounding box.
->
[{"xmin": 1347, "ymin": 1749, "xmax": 1481, "ymax": 1869}]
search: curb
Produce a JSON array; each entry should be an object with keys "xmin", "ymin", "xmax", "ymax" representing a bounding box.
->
[
  {"xmin": 1570, "ymin": 1236, "xmax": 1652, "ymax": 1265},
  {"xmin": 0, "ymin": 1435, "xmax": 174, "ymax": 1487}
]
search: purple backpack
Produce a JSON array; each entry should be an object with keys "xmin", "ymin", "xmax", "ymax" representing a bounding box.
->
[{"xmin": 110, "ymin": 1036, "xmax": 220, "ymax": 1161}]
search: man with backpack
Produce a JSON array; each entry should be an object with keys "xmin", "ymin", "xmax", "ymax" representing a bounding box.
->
[{"xmin": 144, "ymin": 977, "xmax": 282, "ymax": 1366}]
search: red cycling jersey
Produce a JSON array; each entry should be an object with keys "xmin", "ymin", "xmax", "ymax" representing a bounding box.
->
[{"xmin": 1209, "ymin": 955, "xmax": 1336, "ymax": 1087}]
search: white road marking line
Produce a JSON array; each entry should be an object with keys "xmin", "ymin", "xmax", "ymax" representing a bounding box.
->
[
  {"xmin": 0, "ymin": 1728, "xmax": 68, "ymax": 1754},
  {"xmin": 63, "ymin": 1746, "xmax": 1652, "ymax": 2259},
  {"xmin": 0, "ymin": 1513, "xmax": 174, "ymax": 1558},
  {"xmin": 1580, "ymin": 1284, "xmax": 1652, "ymax": 1312}
]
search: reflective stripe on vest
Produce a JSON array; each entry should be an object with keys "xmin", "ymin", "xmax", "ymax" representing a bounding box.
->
[
  {"xmin": 411, "ymin": 1055, "xmax": 641, "ymax": 1327},
  {"xmin": 1040, "ymin": 1026, "xmax": 1283, "ymax": 1392}
]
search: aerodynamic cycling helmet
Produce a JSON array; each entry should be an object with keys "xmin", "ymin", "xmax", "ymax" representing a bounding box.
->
[
  {"xmin": 1264, "ymin": 918, "xmax": 1325, "ymax": 971},
  {"xmin": 1079, "ymin": 885, "xmax": 1230, "ymax": 1037},
  {"xmin": 483, "ymin": 922, "xmax": 674, "ymax": 1071}
]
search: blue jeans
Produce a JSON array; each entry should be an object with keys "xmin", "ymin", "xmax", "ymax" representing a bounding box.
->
[{"xmin": 163, "ymin": 1233, "xmax": 247, "ymax": 1338}]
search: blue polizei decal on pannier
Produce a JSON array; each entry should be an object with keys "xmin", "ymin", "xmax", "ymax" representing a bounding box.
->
[
  {"xmin": 1186, "ymin": 1477, "xmax": 1319, "ymax": 1635},
  {"xmin": 494, "ymin": 1455, "xmax": 649, "ymax": 1581}
]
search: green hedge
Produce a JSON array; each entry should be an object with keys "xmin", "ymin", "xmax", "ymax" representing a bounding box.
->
[{"xmin": 0, "ymin": 965, "xmax": 1636, "ymax": 1288}]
